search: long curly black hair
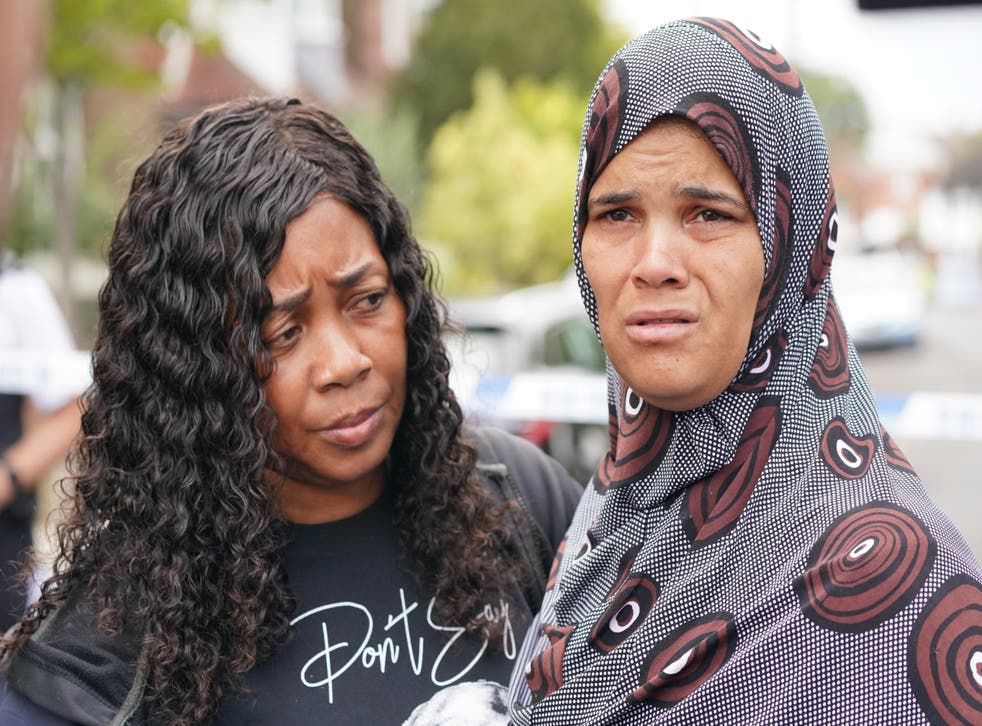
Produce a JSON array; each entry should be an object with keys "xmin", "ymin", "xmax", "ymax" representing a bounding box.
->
[{"xmin": 1, "ymin": 97, "xmax": 524, "ymax": 724}]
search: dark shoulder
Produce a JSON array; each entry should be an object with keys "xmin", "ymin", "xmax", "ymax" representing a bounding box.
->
[
  {"xmin": 1, "ymin": 596, "xmax": 143, "ymax": 725},
  {"xmin": 468, "ymin": 426, "xmax": 583, "ymax": 548},
  {"xmin": 0, "ymin": 681, "xmax": 76, "ymax": 726}
]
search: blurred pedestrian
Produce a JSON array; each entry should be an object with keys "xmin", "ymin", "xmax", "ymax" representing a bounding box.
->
[
  {"xmin": 0, "ymin": 97, "xmax": 580, "ymax": 725},
  {"xmin": 0, "ymin": 0, "xmax": 78, "ymax": 633},
  {"xmin": 509, "ymin": 18, "xmax": 982, "ymax": 724},
  {"xmin": 0, "ymin": 253, "xmax": 81, "ymax": 629}
]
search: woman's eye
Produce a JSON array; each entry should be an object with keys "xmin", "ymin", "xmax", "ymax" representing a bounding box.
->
[
  {"xmin": 604, "ymin": 208, "xmax": 632, "ymax": 223},
  {"xmin": 696, "ymin": 208, "xmax": 730, "ymax": 223},
  {"xmin": 358, "ymin": 288, "xmax": 388, "ymax": 311},
  {"xmin": 266, "ymin": 325, "xmax": 300, "ymax": 348}
]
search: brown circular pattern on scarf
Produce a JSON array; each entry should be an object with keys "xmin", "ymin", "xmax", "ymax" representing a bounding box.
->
[
  {"xmin": 571, "ymin": 527, "xmax": 599, "ymax": 566},
  {"xmin": 607, "ymin": 544, "xmax": 642, "ymax": 595},
  {"xmin": 589, "ymin": 545, "xmax": 657, "ymax": 654},
  {"xmin": 545, "ymin": 538, "xmax": 567, "ymax": 592},
  {"xmin": 596, "ymin": 386, "xmax": 674, "ymax": 491},
  {"xmin": 688, "ymin": 17, "xmax": 803, "ymax": 97},
  {"xmin": 682, "ymin": 396, "xmax": 781, "ymax": 547},
  {"xmin": 577, "ymin": 58, "xmax": 630, "ymax": 238},
  {"xmin": 629, "ymin": 613, "xmax": 737, "ymax": 706},
  {"xmin": 732, "ymin": 330, "xmax": 788, "ymax": 393},
  {"xmin": 592, "ymin": 404, "xmax": 619, "ymax": 493},
  {"xmin": 590, "ymin": 574, "xmax": 660, "ymax": 654},
  {"xmin": 881, "ymin": 424, "xmax": 917, "ymax": 476},
  {"xmin": 808, "ymin": 299, "xmax": 851, "ymax": 398},
  {"xmin": 908, "ymin": 574, "xmax": 982, "ymax": 725},
  {"xmin": 753, "ymin": 167, "xmax": 792, "ymax": 331},
  {"xmin": 820, "ymin": 418, "xmax": 875, "ymax": 480},
  {"xmin": 679, "ymin": 94, "xmax": 760, "ymax": 214},
  {"xmin": 525, "ymin": 624, "xmax": 576, "ymax": 703},
  {"xmin": 795, "ymin": 502, "xmax": 936, "ymax": 633},
  {"xmin": 606, "ymin": 402, "xmax": 618, "ymax": 452},
  {"xmin": 805, "ymin": 183, "xmax": 838, "ymax": 298}
]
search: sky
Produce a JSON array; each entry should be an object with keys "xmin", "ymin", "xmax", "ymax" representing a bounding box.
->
[{"xmin": 604, "ymin": 0, "xmax": 982, "ymax": 171}]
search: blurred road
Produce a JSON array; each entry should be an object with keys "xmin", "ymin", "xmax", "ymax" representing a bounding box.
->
[{"xmin": 860, "ymin": 306, "xmax": 982, "ymax": 563}]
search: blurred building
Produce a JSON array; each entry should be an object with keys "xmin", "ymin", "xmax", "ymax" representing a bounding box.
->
[
  {"xmin": 0, "ymin": 0, "xmax": 45, "ymax": 235},
  {"xmin": 186, "ymin": 0, "xmax": 435, "ymax": 111}
]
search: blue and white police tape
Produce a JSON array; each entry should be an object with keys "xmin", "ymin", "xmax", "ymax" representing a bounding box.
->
[
  {"xmin": 453, "ymin": 370, "xmax": 982, "ymax": 442},
  {"xmin": 877, "ymin": 391, "xmax": 982, "ymax": 442},
  {"xmin": 8, "ymin": 353, "xmax": 979, "ymax": 443}
]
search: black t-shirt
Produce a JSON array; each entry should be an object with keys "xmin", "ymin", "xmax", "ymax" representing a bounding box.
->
[
  {"xmin": 0, "ymin": 427, "xmax": 584, "ymax": 725},
  {"xmin": 217, "ymin": 488, "xmax": 528, "ymax": 724}
]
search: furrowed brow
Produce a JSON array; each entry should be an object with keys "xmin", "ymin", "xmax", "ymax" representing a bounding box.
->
[
  {"xmin": 676, "ymin": 185, "xmax": 748, "ymax": 211},
  {"xmin": 269, "ymin": 288, "xmax": 311, "ymax": 313},
  {"xmin": 587, "ymin": 190, "xmax": 640, "ymax": 209},
  {"xmin": 330, "ymin": 261, "xmax": 374, "ymax": 288}
]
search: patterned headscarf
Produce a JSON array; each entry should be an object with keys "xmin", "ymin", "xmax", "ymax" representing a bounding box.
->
[{"xmin": 508, "ymin": 18, "xmax": 982, "ymax": 724}]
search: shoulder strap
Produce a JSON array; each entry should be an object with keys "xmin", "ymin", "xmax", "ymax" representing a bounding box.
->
[
  {"xmin": 476, "ymin": 461, "xmax": 551, "ymax": 613},
  {"xmin": 471, "ymin": 430, "xmax": 555, "ymax": 613}
]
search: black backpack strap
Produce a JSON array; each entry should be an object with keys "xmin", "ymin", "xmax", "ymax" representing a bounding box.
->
[
  {"xmin": 470, "ymin": 429, "xmax": 555, "ymax": 614},
  {"xmin": 475, "ymin": 461, "xmax": 551, "ymax": 613}
]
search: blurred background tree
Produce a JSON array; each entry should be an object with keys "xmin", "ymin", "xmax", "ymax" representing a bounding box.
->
[
  {"xmin": 388, "ymin": 0, "xmax": 625, "ymax": 295},
  {"xmin": 9, "ymin": 0, "xmax": 195, "ymax": 336},
  {"xmin": 799, "ymin": 67, "xmax": 870, "ymax": 150},
  {"xmin": 2, "ymin": 0, "xmax": 912, "ymax": 320},
  {"xmin": 419, "ymin": 70, "xmax": 583, "ymax": 294},
  {"xmin": 390, "ymin": 0, "xmax": 625, "ymax": 151},
  {"xmin": 798, "ymin": 66, "xmax": 872, "ymax": 229},
  {"xmin": 342, "ymin": 105, "xmax": 425, "ymax": 220}
]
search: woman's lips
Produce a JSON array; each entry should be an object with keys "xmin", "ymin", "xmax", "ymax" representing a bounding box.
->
[
  {"xmin": 625, "ymin": 310, "xmax": 696, "ymax": 344},
  {"xmin": 317, "ymin": 406, "xmax": 384, "ymax": 448}
]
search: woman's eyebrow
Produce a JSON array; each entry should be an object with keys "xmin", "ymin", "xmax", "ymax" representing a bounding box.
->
[
  {"xmin": 676, "ymin": 185, "xmax": 748, "ymax": 210},
  {"xmin": 267, "ymin": 262, "xmax": 378, "ymax": 313},
  {"xmin": 330, "ymin": 261, "xmax": 373, "ymax": 288},
  {"xmin": 269, "ymin": 288, "xmax": 311, "ymax": 313},
  {"xmin": 587, "ymin": 190, "xmax": 640, "ymax": 209}
]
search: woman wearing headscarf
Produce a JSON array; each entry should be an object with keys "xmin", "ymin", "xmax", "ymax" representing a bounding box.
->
[{"xmin": 509, "ymin": 17, "xmax": 982, "ymax": 725}]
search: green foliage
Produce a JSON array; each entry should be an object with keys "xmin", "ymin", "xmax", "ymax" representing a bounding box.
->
[
  {"xmin": 342, "ymin": 105, "xmax": 425, "ymax": 219},
  {"xmin": 391, "ymin": 0, "xmax": 626, "ymax": 148},
  {"xmin": 79, "ymin": 100, "xmax": 157, "ymax": 255},
  {"xmin": 6, "ymin": 161, "xmax": 51, "ymax": 258},
  {"xmin": 8, "ymin": 93, "xmax": 153, "ymax": 258},
  {"xmin": 45, "ymin": 0, "xmax": 198, "ymax": 243},
  {"xmin": 419, "ymin": 70, "xmax": 583, "ymax": 295},
  {"xmin": 800, "ymin": 67, "xmax": 870, "ymax": 150},
  {"xmin": 9, "ymin": 0, "xmax": 197, "ymax": 259},
  {"xmin": 48, "ymin": 0, "xmax": 193, "ymax": 88}
]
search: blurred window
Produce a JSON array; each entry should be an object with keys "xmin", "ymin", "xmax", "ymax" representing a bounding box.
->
[{"xmin": 544, "ymin": 318, "xmax": 605, "ymax": 372}]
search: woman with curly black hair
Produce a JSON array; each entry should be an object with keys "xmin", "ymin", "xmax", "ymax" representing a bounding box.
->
[{"xmin": 0, "ymin": 97, "xmax": 581, "ymax": 725}]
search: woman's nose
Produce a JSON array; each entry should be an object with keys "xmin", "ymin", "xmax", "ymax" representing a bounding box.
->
[
  {"xmin": 631, "ymin": 224, "xmax": 689, "ymax": 289},
  {"xmin": 311, "ymin": 324, "xmax": 372, "ymax": 389}
]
